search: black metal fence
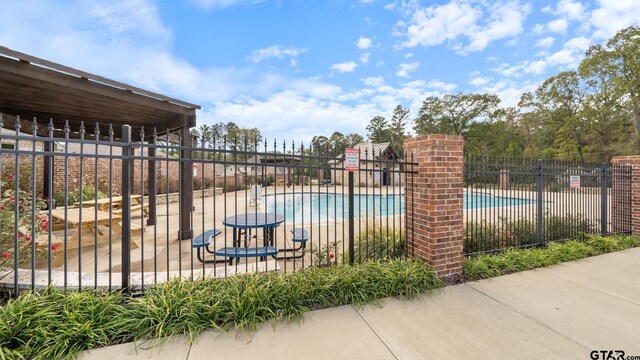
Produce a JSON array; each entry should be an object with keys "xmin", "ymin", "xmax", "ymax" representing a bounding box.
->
[
  {"xmin": 0, "ymin": 115, "xmax": 415, "ymax": 294},
  {"xmin": 463, "ymin": 157, "xmax": 633, "ymax": 256}
]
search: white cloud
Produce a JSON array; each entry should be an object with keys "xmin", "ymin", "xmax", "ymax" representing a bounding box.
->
[
  {"xmin": 362, "ymin": 76, "xmax": 384, "ymax": 87},
  {"xmin": 189, "ymin": 0, "xmax": 266, "ymax": 9},
  {"xmin": 398, "ymin": 1, "xmax": 481, "ymax": 48},
  {"xmin": 396, "ymin": 0, "xmax": 531, "ymax": 53},
  {"xmin": 425, "ymin": 80, "xmax": 457, "ymax": 91},
  {"xmin": 87, "ymin": 0, "xmax": 172, "ymax": 45},
  {"xmin": 590, "ymin": 0, "xmax": 640, "ymax": 39},
  {"xmin": 202, "ymin": 78, "xmax": 448, "ymax": 141},
  {"xmin": 0, "ymin": 0, "xmax": 178, "ymax": 86},
  {"xmin": 356, "ymin": 36, "xmax": 373, "ymax": 49},
  {"xmin": 547, "ymin": 19, "xmax": 569, "ymax": 34},
  {"xmin": 470, "ymin": 77, "xmax": 490, "ymax": 86},
  {"xmin": 247, "ymin": 45, "xmax": 306, "ymax": 63},
  {"xmin": 359, "ymin": 52, "xmax": 371, "ymax": 64},
  {"xmin": 202, "ymin": 91, "xmax": 379, "ymax": 142},
  {"xmin": 544, "ymin": 36, "xmax": 590, "ymax": 67},
  {"xmin": 524, "ymin": 60, "xmax": 547, "ymax": 74},
  {"xmin": 533, "ymin": 19, "xmax": 568, "ymax": 35},
  {"xmin": 479, "ymin": 80, "xmax": 537, "ymax": 107},
  {"xmin": 331, "ymin": 61, "xmax": 358, "ymax": 73},
  {"xmin": 556, "ymin": 0, "xmax": 587, "ymax": 20},
  {"xmin": 535, "ymin": 36, "xmax": 555, "ymax": 48},
  {"xmin": 493, "ymin": 62, "xmax": 524, "ymax": 77},
  {"xmin": 465, "ymin": 1, "xmax": 531, "ymax": 52},
  {"xmin": 493, "ymin": 36, "xmax": 591, "ymax": 78},
  {"xmin": 564, "ymin": 36, "xmax": 591, "ymax": 51},
  {"xmin": 396, "ymin": 62, "xmax": 420, "ymax": 78}
]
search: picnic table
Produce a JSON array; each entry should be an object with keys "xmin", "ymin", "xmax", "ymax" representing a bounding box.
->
[
  {"xmin": 221, "ymin": 213, "xmax": 284, "ymax": 261},
  {"xmin": 77, "ymin": 195, "xmax": 142, "ymax": 212},
  {"xmin": 50, "ymin": 208, "xmax": 121, "ymax": 244},
  {"xmin": 48, "ymin": 208, "xmax": 143, "ymax": 266}
]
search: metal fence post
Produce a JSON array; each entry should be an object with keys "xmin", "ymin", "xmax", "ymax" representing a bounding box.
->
[
  {"xmin": 537, "ymin": 159, "xmax": 544, "ymax": 245},
  {"xmin": 348, "ymin": 171, "xmax": 354, "ymax": 264},
  {"xmin": 121, "ymin": 125, "xmax": 132, "ymax": 292},
  {"xmin": 601, "ymin": 163, "xmax": 608, "ymax": 236}
]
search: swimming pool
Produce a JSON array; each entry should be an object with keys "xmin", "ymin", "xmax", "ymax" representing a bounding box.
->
[{"xmin": 264, "ymin": 192, "xmax": 536, "ymax": 222}]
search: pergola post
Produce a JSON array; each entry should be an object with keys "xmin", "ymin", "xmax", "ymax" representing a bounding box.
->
[
  {"xmin": 147, "ymin": 138, "xmax": 156, "ymax": 226},
  {"xmin": 43, "ymin": 140, "xmax": 54, "ymax": 203},
  {"xmin": 178, "ymin": 124, "xmax": 193, "ymax": 240}
]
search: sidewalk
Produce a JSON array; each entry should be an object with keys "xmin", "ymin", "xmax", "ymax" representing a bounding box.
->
[{"xmin": 81, "ymin": 248, "xmax": 640, "ymax": 359}]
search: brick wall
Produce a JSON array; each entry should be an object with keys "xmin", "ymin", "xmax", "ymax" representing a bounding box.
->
[
  {"xmin": 52, "ymin": 157, "xmax": 236, "ymax": 196},
  {"xmin": 0, "ymin": 140, "xmax": 45, "ymax": 196},
  {"xmin": 403, "ymin": 134, "xmax": 464, "ymax": 281},
  {"xmin": 611, "ymin": 156, "xmax": 640, "ymax": 236}
]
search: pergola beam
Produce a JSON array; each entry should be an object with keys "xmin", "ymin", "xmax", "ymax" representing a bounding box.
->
[{"xmin": 0, "ymin": 56, "xmax": 199, "ymax": 119}]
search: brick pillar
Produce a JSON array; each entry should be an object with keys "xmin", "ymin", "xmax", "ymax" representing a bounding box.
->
[
  {"xmin": 404, "ymin": 134, "xmax": 464, "ymax": 282},
  {"xmin": 611, "ymin": 156, "xmax": 640, "ymax": 236}
]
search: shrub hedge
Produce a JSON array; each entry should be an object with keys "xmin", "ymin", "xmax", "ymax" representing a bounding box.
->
[{"xmin": 0, "ymin": 258, "xmax": 441, "ymax": 360}]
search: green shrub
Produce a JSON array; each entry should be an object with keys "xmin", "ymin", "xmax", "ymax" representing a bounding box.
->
[
  {"xmin": 544, "ymin": 214, "xmax": 594, "ymax": 242},
  {"xmin": 348, "ymin": 227, "xmax": 405, "ymax": 263},
  {"xmin": 0, "ymin": 184, "xmax": 49, "ymax": 270},
  {"xmin": 0, "ymin": 259, "xmax": 441, "ymax": 359},
  {"xmin": 53, "ymin": 186, "xmax": 106, "ymax": 207},
  {"xmin": 464, "ymin": 214, "xmax": 596, "ymax": 254},
  {"xmin": 502, "ymin": 218, "xmax": 537, "ymax": 246},
  {"xmin": 464, "ymin": 235, "xmax": 640, "ymax": 280},
  {"xmin": 309, "ymin": 240, "xmax": 340, "ymax": 267},
  {"xmin": 0, "ymin": 162, "xmax": 36, "ymax": 193},
  {"xmin": 463, "ymin": 221, "xmax": 506, "ymax": 254}
]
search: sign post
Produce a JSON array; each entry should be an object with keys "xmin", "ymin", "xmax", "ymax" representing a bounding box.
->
[
  {"xmin": 344, "ymin": 148, "xmax": 360, "ymax": 172},
  {"xmin": 570, "ymin": 175, "xmax": 580, "ymax": 189},
  {"xmin": 344, "ymin": 148, "xmax": 359, "ymax": 264}
]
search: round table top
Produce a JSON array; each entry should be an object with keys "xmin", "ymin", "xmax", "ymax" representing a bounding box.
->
[{"xmin": 223, "ymin": 213, "xmax": 285, "ymax": 229}]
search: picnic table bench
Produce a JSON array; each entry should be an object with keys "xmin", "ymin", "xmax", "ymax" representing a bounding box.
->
[
  {"xmin": 48, "ymin": 208, "xmax": 143, "ymax": 266},
  {"xmin": 76, "ymin": 195, "xmax": 148, "ymax": 216}
]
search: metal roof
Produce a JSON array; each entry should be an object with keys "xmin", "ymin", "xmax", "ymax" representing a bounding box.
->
[{"xmin": 0, "ymin": 46, "xmax": 199, "ymax": 140}]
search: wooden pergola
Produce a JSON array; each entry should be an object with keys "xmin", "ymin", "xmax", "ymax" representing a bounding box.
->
[{"xmin": 0, "ymin": 46, "xmax": 200, "ymax": 240}]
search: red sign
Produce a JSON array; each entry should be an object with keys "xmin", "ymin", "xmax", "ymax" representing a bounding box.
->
[{"xmin": 344, "ymin": 148, "xmax": 360, "ymax": 172}]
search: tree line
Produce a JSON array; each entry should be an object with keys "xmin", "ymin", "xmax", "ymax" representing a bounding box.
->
[{"xmin": 360, "ymin": 26, "xmax": 640, "ymax": 162}]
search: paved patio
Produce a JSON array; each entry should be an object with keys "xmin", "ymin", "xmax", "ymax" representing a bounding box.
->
[{"xmin": 80, "ymin": 247, "xmax": 640, "ymax": 359}]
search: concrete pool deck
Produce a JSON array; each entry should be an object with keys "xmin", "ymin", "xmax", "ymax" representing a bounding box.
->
[
  {"xmin": 1, "ymin": 184, "xmax": 614, "ymax": 290},
  {"xmin": 79, "ymin": 247, "xmax": 640, "ymax": 359}
]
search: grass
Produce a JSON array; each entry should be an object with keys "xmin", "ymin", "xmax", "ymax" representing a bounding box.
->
[
  {"xmin": 0, "ymin": 258, "xmax": 441, "ymax": 360},
  {"xmin": 464, "ymin": 234, "xmax": 640, "ymax": 280}
]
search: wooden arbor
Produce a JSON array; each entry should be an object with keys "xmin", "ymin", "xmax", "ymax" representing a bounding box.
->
[{"xmin": 0, "ymin": 46, "xmax": 200, "ymax": 240}]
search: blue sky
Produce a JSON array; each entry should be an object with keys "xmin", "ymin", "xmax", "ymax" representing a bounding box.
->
[{"xmin": 1, "ymin": 0, "xmax": 639, "ymax": 142}]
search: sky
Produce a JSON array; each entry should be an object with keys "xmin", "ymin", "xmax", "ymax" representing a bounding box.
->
[{"xmin": 1, "ymin": 0, "xmax": 640, "ymax": 143}]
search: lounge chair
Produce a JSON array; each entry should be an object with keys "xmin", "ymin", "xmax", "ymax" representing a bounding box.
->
[{"xmin": 249, "ymin": 184, "xmax": 263, "ymax": 207}]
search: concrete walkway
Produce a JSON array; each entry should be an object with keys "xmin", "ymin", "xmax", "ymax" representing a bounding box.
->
[{"xmin": 80, "ymin": 248, "xmax": 640, "ymax": 360}]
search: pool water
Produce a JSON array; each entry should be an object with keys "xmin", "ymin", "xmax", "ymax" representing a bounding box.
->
[
  {"xmin": 264, "ymin": 192, "xmax": 535, "ymax": 222},
  {"xmin": 264, "ymin": 193, "xmax": 403, "ymax": 222},
  {"xmin": 464, "ymin": 192, "xmax": 536, "ymax": 209}
]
